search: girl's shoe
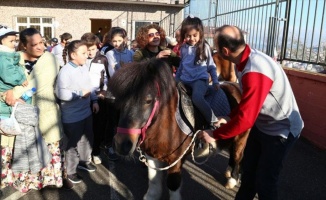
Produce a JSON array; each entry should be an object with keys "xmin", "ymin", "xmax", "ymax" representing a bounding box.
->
[
  {"xmin": 77, "ymin": 162, "xmax": 97, "ymax": 172},
  {"xmin": 67, "ymin": 173, "xmax": 83, "ymax": 183}
]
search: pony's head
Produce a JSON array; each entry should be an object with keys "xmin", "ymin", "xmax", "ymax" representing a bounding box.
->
[{"xmin": 108, "ymin": 58, "xmax": 176, "ymax": 156}]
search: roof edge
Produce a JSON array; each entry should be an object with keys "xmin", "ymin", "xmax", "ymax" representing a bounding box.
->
[{"xmin": 60, "ymin": 0, "xmax": 185, "ymax": 8}]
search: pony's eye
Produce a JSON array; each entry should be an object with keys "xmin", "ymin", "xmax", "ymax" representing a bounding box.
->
[
  {"xmin": 145, "ymin": 99, "xmax": 152, "ymax": 104},
  {"xmin": 145, "ymin": 95, "xmax": 153, "ymax": 104}
]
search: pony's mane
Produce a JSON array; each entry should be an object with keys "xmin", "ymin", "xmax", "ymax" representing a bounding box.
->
[{"xmin": 108, "ymin": 58, "xmax": 176, "ymax": 108}]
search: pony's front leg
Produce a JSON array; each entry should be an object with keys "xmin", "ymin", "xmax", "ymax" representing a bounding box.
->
[
  {"xmin": 167, "ymin": 172, "xmax": 182, "ymax": 200},
  {"xmin": 167, "ymin": 163, "xmax": 183, "ymax": 200},
  {"xmin": 225, "ymin": 146, "xmax": 238, "ymax": 189},
  {"xmin": 225, "ymin": 131, "xmax": 249, "ymax": 189},
  {"xmin": 143, "ymin": 155, "xmax": 163, "ymax": 200}
]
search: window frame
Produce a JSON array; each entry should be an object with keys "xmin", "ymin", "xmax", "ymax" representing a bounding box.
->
[
  {"xmin": 132, "ymin": 20, "xmax": 159, "ymax": 40},
  {"xmin": 15, "ymin": 16, "xmax": 55, "ymax": 39}
]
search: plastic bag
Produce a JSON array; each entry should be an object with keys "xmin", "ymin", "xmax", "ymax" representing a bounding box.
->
[{"xmin": 0, "ymin": 102, "xmax": 22, "ymax": 136}]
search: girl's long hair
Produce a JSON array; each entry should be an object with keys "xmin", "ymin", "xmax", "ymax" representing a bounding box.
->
[
  {"xmin": 180, "ymin": 16, "xmax": 207, "ymax": 64},
  {"xmin": 60, "ymin": 32, "xmax": 73, "ymax": 65}
]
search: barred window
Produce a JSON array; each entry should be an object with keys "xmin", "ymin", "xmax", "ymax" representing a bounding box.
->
[
  {"xmin": 132, "ymin": 21, "xmax": 159, "ymax": 40},
  {"xmin": 16, "ymin": 16, "xmax": 54, "ymax": 40}
]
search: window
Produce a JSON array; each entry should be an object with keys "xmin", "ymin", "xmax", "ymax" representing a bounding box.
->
[
  {"xmin": 16, "ymin": 17, "xmax": 54, "ymax": 40},
  {"xmin": 132, "ymin": 21, "xmax": 159, "ymax": 40}
]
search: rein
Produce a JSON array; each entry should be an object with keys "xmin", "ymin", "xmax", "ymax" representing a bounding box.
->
[
  {"xmin": 116, "ymin": 82, "xmax": 161, "ymax": 145},
  {"xmin": 137, "ymin": 130, "xmax": 215, "ymax": 171}
]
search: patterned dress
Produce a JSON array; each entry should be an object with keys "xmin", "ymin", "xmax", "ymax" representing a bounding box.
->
[{"xmin": 1, "ymin": 141, "xmax": 63, "ymax": 193}]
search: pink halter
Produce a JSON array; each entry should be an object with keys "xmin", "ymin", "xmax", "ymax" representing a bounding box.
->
[{"xmin": 116, "ymin": 83, "xmax": 161, "ymax": 145}]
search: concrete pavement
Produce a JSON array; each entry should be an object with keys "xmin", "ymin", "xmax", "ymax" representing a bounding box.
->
[{"xmin": 0, "ymin": 137, "xmax": 325, "ymax": 200}]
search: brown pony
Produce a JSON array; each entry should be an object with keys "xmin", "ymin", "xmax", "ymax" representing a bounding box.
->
[
  {"xmin": 213, "ymin": 52, "xmax": 237, "ymax": 82},
  {"xmin": 108, "ymin": 59, "xmax": 249, "ymax": 199}
]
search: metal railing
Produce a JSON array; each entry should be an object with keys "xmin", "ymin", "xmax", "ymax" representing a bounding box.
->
[
  {"xmin": 160, "ymin": 14, "xmax": 176, "ymax": 37},
  {"xmin": 187, "ymin": 0, "xmax": 326, "ymax": 72},
  {"xmin": 122, "ymin": 0, "xmax": 187, "ymax": 4},
  {"xmin": 159, "ymin": 1, "xmax": 189, "ymax": 37}
]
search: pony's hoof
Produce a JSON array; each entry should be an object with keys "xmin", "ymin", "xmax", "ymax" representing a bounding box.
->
[
  {"xmin": 225, "ymin": 177, "xmax": 237, "ymax": 189},
  {"xmin": 225, "ymin": 170, "xmax": 231, "ymax": 178}
]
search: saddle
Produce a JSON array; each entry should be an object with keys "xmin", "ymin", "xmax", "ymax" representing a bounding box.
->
[
  {"xmin": 176, "ymin": 81, "xmax": 232, "ymax": 132},
  {"xmin": 177, "ymin": 82, "xmax": 217, "ymax": 158},
  {"xmin": 177, "ymin": 82, "xmax": 207, "ymax": 132}
]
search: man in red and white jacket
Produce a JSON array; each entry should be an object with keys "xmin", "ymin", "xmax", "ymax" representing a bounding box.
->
[{"xmin": 199, "ymin": 25, "xmax": 304, "ymax": 200}]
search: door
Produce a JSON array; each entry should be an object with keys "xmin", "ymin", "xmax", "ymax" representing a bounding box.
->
[{"xmin": 90, "ymin": 19, "xmax": 112, "ymax": 42}]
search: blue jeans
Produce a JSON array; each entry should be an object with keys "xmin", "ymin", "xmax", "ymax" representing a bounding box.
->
[
  {"xmin": 184, "ymin": 79, "xmax": 217, "ymax": 124},
  {"xmin": 235, "ymin": 125, "xmax": 299, "ymax": 200}
]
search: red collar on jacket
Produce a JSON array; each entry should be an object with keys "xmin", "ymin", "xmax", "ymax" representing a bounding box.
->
[{"xmin": 236, "ymin": 45, "xmax": 251, "ymax": 72}]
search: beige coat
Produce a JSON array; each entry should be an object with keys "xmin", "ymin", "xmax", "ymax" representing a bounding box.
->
[{"xmin": 1, "ymin": 51, "xmax": 63, "ymax": 147}]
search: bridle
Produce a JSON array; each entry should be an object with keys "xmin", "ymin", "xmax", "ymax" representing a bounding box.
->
[
  {"xmin": 115, "ymin": 82, "xmax": 213, "ymax": 171},
  {"xmin": 116, "ymin": 82, "xmax": 161, "ymax": 145}
]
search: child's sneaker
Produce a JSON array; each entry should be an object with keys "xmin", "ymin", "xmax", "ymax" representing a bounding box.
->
[
  {"xmin": 92, "ymin": 155, "xmax": 102, "ymax": 165},
  {"xmin": 77, "ymin": 162, "xmax": 97, "ymax": 172},
  {"xmin": 67, "ymin": 173, "xmax": 82, "ymax": 184}
]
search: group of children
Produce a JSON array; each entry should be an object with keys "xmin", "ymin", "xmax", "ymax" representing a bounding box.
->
[
  {"xmin": 54, "ymin": 27, "xmax": 135, "ymax": 186},
  {"xmin": 0, "ymin": 15, "xmax": 221, "ymax": 190}
]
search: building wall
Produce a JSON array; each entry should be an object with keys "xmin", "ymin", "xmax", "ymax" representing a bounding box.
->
[
  {"xmin": 0, "ymin": 0, "xmax": 183, "ymax": 41},
  {"xmin": 284, "ymin": 68, "xmax": 326, "ymax": 150}
]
